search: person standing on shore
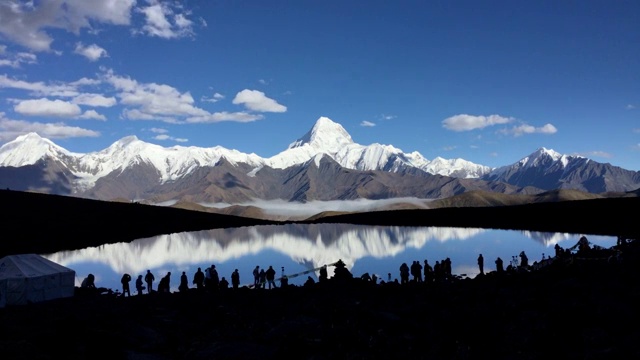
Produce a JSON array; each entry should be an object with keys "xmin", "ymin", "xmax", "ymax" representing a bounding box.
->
[
  {"xmin": 265, "ymin": 266, "xmax": 277, "ymax": 289},
  {"xmin": 135, "ymin": 275, "xmax": 145, "ymax": 295},
  {"xmin": 495, "ymin": 257, "xmax": 504, "ymax": 273},
  {"xmin": 121, "ymin": 273, "xmax": 131, "ymax": 297},
  {"xmin": 193, "ymin": 267, "xmax": 204, "ymax": 290},
  {"xmin": 179, "ymin": 271, "xmax": 188, "ymax": 292},
  {"xmin": 253, "ymin": 266, "xmax": 260, "ymax": 287},
  {"xmin": 145, "ymin": 270, "xmax": 155, "ymax": 294},
  {"xmin": 231, "ymin": 269, "xmax": 240, "ymax": 289},
  {"xmin": 478, "ymin": 254, "xmax": 484, "ymax": 275}
]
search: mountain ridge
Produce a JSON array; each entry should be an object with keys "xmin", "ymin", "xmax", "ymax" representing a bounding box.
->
[{"xmin": 0, "ymin": 117, "xmax": 639, "ymax": 206}]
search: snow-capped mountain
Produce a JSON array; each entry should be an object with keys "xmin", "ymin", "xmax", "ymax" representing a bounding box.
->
[
  {"xmin": 266, "ymin": 117, "xmax": 491, "ymax": 177},
  {"xmin": 0, "ymin": 117, "xmax": 638, "ymax": 202},
  {"xmin": 483, "ymin": 147, "xmax": 640, "ymax": 193},
  {"xmin": 0, "ymin": 117, "xmax": 490, "ymax": 188}
]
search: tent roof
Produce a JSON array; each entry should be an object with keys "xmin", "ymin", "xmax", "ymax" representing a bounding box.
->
[{"xmin": 0, "ymin": 254, "xmax": 74, "ymax": 279}]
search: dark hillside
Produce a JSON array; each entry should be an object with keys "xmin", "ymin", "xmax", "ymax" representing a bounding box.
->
[
  {"xmin": 0, "ymin": 190, "xmax": 277, "ymax": 257},
  {"xmin": 309, "ymin": 197, "xmax": 640, "ymax": 239}
]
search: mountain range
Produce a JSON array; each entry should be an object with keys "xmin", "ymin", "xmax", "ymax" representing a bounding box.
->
[{"xmin": 0, "ymin": 116, "xmax": 638, "ymax": 218}]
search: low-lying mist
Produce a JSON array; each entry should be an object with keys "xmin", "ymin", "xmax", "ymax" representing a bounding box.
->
[{"xmin": 198, "ymin": 197, "xmax": 434, "ymax": 218}]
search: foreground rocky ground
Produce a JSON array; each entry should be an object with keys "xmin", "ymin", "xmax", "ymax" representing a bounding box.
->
[{"xmin": 2, "ymin": 240, "xmax": 639, "ymax": 360}]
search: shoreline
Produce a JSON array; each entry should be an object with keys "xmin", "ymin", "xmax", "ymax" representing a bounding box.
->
[{"xmin": 2, "ymin": 241, "xmax": 639, "ymax": 359}]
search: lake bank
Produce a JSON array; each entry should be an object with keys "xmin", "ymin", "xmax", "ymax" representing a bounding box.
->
[{"xmin": 2, "ymin": 241, "xmax": 639, "ymax": 359}]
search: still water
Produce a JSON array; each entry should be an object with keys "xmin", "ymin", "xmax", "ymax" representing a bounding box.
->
[{"xmin": 43, "ymin": 224, "xmax": 617, "ymax": 292}]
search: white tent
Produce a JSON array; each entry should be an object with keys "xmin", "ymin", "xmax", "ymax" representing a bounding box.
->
[{"xmin": 0, "ymin": 254, "xmax": 75, "ymax": 307}]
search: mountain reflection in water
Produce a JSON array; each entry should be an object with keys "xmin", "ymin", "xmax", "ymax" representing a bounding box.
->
[{"xmin": 44, "ymin": 224, "xmax": 617, "ymax": 292}]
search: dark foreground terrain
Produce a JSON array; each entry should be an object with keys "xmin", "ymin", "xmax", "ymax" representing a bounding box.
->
[
  {"xmin": 1, "ymin": 241, "xmax": 640, "ymax": 359},
  {"xmin": 2, "ymin": 190, "xmax": 640, "ymax": 359}
]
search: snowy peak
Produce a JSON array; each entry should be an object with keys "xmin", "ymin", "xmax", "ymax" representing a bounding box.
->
[
  {"xmin": 518, "ymin": 147, "xmax": 581, "ymax": 169},
  {"xmin": 0, "ymin": 132, "xmax": 73, "ymax": 167},
  {"xmin": 288, "ymin": 116, "xmax": 354, "ymax": 152}
]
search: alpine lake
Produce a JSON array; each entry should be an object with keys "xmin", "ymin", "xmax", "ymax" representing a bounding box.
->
[{"xmin": 43, "ymin": 223, "xmax": 618, "ymax": 292}]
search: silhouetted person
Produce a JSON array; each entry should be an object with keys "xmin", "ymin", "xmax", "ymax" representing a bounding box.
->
[
  {"xmin": 399, "ymin": 262, "xmax": 410, "ymax": 284},
  {"xmin": 424, "ymin": 260, "xmax": 433, "ymax": 284},
  {"xmin": 333, "ymin": 259, "xmax": 353, "ymax": 281},
  {"xmin": 371, "ymin": 273, "xmax": 378, "ymax": 284},
  {"xmin": 265, "ymin": 266, "xmax": 277, "ymax": 289},
  {"xmin": 519, "ymin": 251, "xmax": 529, "ymax": 268},
  {"xmin": 158, "ymin": 272, "xmax": 171, "ymax": 293},
  {"xmin": 411, "ymin": 260, "xmax": 423, "ymax": 282},
  {"xmin": 253, "ymin": 266, "xmax": 260, "ymax": 287},
  {"xmin": 434, "ymin": 261, "xmax": 442, "ymax": 282},
  {"xmin": 193, "ymin": 267, "xmax": 204, "ymax": 290},
  {"xmin": 280, "ymin": 275, "xmax": 289, "ymax": 288},
  {"xmin": 578, "ymin": 236, "xmax": 590, "ymax": 255},
  {"xmin": 255, "ymin": 268, "xmax": 264, "ymax": 289},
  {"xmin": 81, "ymin": 274, "xmax": 95, "ymax": 289},
  {"xmin": 210, "ymin": 265, "xmax": 219, "ymax": 290},
  {"xmin": 554, "ymin": 244, "xmax": 563, "ymax": 258},
  {"xmin": 179, "ymin": 271, "xmax": 188, "ymax": 292},
  {"xmin": 478, "ymin": 254, "xmax": 484, "ymax": 275},
  {"xmin": 219, "ymin": 277, "xmax": 229, "ymax": 289},
  {"xmin": 444, "ymin": 258, "xmax": 452, "ymax": 281},
  {"xmin": 121, "ymin": 273, "xmax": 132, "ymax": 297},
  {"xmin": 319, "ymin": 265, "xmax": 328, "ymax": 282},
  {"xmin": 231, "ymin": 269, "xmax": 240, "ymax": 289},
  {"xmin": 304, "ymin": 276, "xmax": 315, "ymax": 287},
  {"xmin": 145, "ymin": 270, "xmax": 155, "ymax": 294},
  {"xmin": 135, "ymin": 275, "xmax": 145, "ymax": 295},
  {"xmin": 495, "ymin": 257, "xmax": 504, "ymax": 273}
]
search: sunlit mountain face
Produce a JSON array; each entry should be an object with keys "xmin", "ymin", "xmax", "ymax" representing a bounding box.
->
[{"xmin": 44, "ymin": 224, "xmax": 617, "ymax": 292}]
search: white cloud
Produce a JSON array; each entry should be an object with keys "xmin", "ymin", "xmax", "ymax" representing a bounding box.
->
[
  {"xmin": 0, "ymin": 75, "xmax": 79, "ymax": 97},
  {"xmin": 152, "ymin": 133, "xmax": 188, "ymax": 142},
  {"xmin": 137, "ymin": 0, "xmax": 194, "ymax": 39},
  {"xmin": 186, "ymin": 112, "xmax": 264, "ymax": 123},
  {"xmin": 380, "ymin": 114, "xmax": 396, "ymax": 120},
  {"xmin": 103, "ymin": 70, "xmax": 263, "ymax": 123},
  {"xmin": 105, "ymin": 71, "xmax": 208, "ymax": 120},
  {"xmin": 77, "ymin": 110, "xmax": 107, "ymax": 121},
  {"xmin": 14, "ymin": 98, "xmax": 82, "ymax": 117},
  {"xmin": 443, "ymin": 146, "xmax": 457, "ymax": 151},
  {"xmin": 0, "ymin": 51, "xmax": 37, "ymax": 68},
  {"xmin": 576, "ymin": 150, "xmax": 613, "ymax": 159},
  {"xmin": 258, "ymin": 79, "xmax": 268, "ymax": 85},
  {"xmin": 232, "ymin": 89, "xmax": 287, "ymax": 113},
  {"xmin": 0, "ymin": 112, "xmax": 100, "ymax": 141},
  {"xmin": 0, "ymin": 0, "xmax": 136, "ymax": 51},
  {"xmin": 154, "ymin": 134, "xmax": 170, "ymax": 140},
  {"xmin": 442, "ymin": 114, "xmax": 513, "ymax": 131},
  {"xmin": 360, "ymin": 121, "xmax": 376, "ymax": 127},
  {"xmin": 74, "ymin": 43, "xmax": 108, "ymax": 61},
  {"xmin": 627, "ymin": 104, "xmax": 636, "ymax": 110},
  {"xmin": 72, "ymin": 93, "xmax": 117, "ymax": 107},
  {"xmin": 499, "ymin": 123, "xmax": 558, "ymax": 137},
  {"xmin": 150, "ymin": 127, "xmax": 168, "ymax": 134},
  {"xmin": 201, "ymin": 92, "xmax": 225, "ymax": 103}
]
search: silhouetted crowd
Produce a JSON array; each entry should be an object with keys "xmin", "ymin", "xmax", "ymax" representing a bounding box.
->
[{"xmin": 78, "ymin": 236, "xmax": 634, "ymax": 297}]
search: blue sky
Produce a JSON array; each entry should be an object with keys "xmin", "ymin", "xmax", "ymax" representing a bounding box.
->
[{"xmin": 0, "ymin": 0, "xmax": 638, "ymax": 170}]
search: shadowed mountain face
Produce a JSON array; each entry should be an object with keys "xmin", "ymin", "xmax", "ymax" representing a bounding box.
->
[{"xmin": 482, "ymin": 149, "xmax": 640, "ymax": 193}]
